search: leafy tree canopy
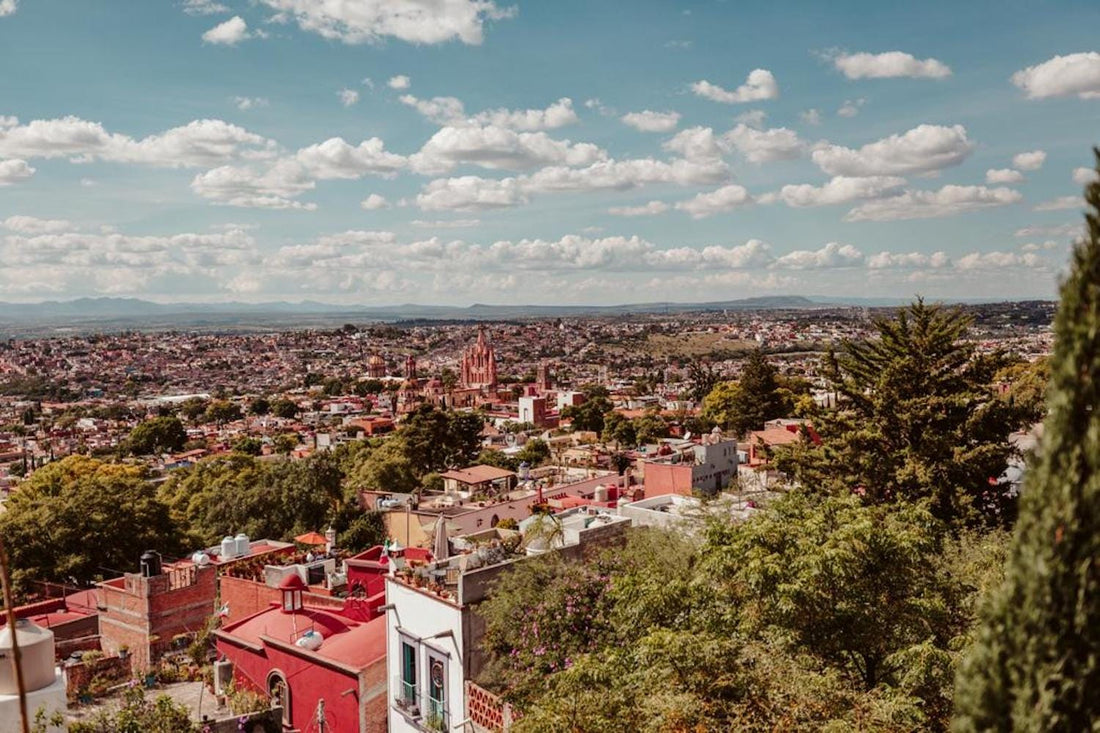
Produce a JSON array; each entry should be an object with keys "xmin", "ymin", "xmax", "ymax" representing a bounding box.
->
[
  {"xmin": 0, "ymin": 456, "xmax": 183, "ymax": 597},
  {"xmin": 778, "ymin": 299, "xmax": 1028, "ymax": 528}
]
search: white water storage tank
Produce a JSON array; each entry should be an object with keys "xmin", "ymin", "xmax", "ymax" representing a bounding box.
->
[
  {"xmin": 0, "ymin": 619, "xmax": 56, "ymax": 694},
  {"xmin": 594, "ymin": 485, "xmax": 609, "ymax": 502},
  {"xmin": 295, "ymin": 630, "xmax": 323, "ymax": 651},
  {"xmin": 221, "ymin": 536, "xmax": 236, "ymax": 559},
  {"xmin": 191, "ymin": 551, "xmax": 211, "ymax": 566},
  {"xmin": 234, "ymin": 533, "xmax": 250, "ymax": 557}
]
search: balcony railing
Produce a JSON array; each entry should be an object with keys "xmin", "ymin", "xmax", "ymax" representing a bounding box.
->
[
  {"xmin": 393, "ymin": 675, "xmax": 419, "ymax": 717},
  {"xmin": 391, "ymin": 676, "xmax": 450, "ymax": 731},
  {"xmin": 423, "ymin": 692, "xmax": 448, "ymax": 732}
]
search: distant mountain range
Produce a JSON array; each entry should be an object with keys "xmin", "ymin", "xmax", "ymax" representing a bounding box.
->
[{"xmin": 0, "ymin": 294, "xmax": 1031, "ymax": 332}]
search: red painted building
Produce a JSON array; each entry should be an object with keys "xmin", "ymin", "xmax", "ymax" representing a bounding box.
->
[{"xmin": 215, "ymin": 575, "xmax": 388, "ymax": 733}]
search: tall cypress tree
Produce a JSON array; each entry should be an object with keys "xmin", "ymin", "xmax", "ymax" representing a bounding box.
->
[{"xmin": 955, "ymin": 150, "xmax": 1100, "ymax": 730}]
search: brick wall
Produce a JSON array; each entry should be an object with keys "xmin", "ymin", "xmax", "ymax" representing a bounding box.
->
[{"xmin": 98, "ymin": 565, "xmax": 217, "ymax": 671}]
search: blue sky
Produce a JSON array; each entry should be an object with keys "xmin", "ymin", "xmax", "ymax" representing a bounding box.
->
[{"xmin": 1, "ymin": 0, "xmax": 1098, "ymax": 304}]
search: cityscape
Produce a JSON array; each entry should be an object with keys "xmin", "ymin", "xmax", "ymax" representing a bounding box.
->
[{"xmin": 1, "ymin": 1, "xmax": 1099, "ymax": 732}]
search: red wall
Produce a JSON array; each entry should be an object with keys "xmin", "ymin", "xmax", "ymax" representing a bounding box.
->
[
  {"xmin": 216, "ymin": 635, "xmax": 385, "ymax": 733},
  {"xmin": 641, "ymin": 462, "xmax": 693, "ymax": 498}
]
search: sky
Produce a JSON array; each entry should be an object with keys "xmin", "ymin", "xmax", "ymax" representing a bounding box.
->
[{"xmin": 1, "ymin": 0, "xmax": 1099, "ymax": 305}]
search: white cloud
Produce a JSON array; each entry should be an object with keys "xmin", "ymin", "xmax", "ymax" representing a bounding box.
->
[
  {"xmin": 400, "ymin": 95, "xmax": 466, "ymax": 125},
  {"xmin": 416, "ymin": 176, "xmax": 526, "ymax": 211},
  {"xmin": 1012, "ymin": 150, "xmax": 1046, "ymax": 170},
  {"xmin": 295, "ymin": 137, "xmax": 405, "ymax": 178},
  {"xmin": 1020, "ymin": 240, "xmax": 1060, "ymax": 253},
  {"xmin": 621, "ymin": 110, "xmax": 681, "ymax": 133},
  {"xmin": 259, "ymin": 0, "xmax": 516, "ymax": 45},
  {"xmin": 691, "ymin": 69, "xmax": 779, "ymax": 103},
  {"xmin": 202, "ymin": 16, "xmax": 251, "ymax": 45},
  {"xmin": 845, "ymin": 185, "xmax": 1022, "ymax": 221},
  {"xmin": 867, "ymin": 250, "xmax": 950, "ymax": 269},
  {"xmin": 1011, "ymin": 52, "xmax": 1100, "ymax": 99},
  {"xmin": 190, "ymin": 160, "xmax": 318, "ymax": 209},
  {"xmin": 734, "ymin": 109, "xmax": 767, "ymax": 127},
  {"xmin": 189, "ymin": 135, "xmax": 406, "ymax": 209},
  {"xmin": 525, "ymin": 157, "xmax": 729, "ymax": 194},
  {"xmin": 388, "ymin": 75, "xmax": 411, "ymax": 90},
  {"xmin": 811, "ymin": 123, "xmax": 973, "ymax": 176},
  {"xmin": 410, "ymin": 219, "xmax": 480, "ymax": 228},
  {"xmin": 410, "ymin": 125, "xmax": 605, "ymax": 175},
  {"xmin": 674, "ymin": 184, "xmax": 752, "ymax": 219},
  {"xmin": 182, "ymin": 0, "xmax": 228, "ymax": 15},
  {"xmin": 1074, "ymin": 167, "xmax": 1100, "ymax": 185},
  {"xmin": 1034, "ymin": 196, "xmax": 1081, "ymax": 212},
  {"xmin": 837, "ymin": 98, "xmax": 866, "ymax": 117},
  {"xmin": 955, "ymin": 251, "xmax": 1043, "ymax": 270},
  {"xmin": 772, "ymin": 175, "xmax": 906, "ymax": 207},
  {"xmin": 0, "ymin": 116, "xmax": 278, "ymax": 167},
  {"xmin": 0, "ymin": 159, "xmax": 33, "ymax": 185},
  {"xmin": 662, "ymin": 126, "xmax": 725, "ymax": 161},
  {"xmin": 775, "ymin": 242, "xmax": 864, "ymax": 269},
  {"xmin": 474, "ymin": 98, "xmax": 578, "ymax": 130},
  {"xmin": 831, "ymin": 51, "xmax": 951, "ymax": 79},
  {"xmin": 0, "ymin": 0, "xmax": 17, "ymax": 17},
  {"xmin": 339, "ymin": 88, "xmax": 360, "ymax": 107},
  {"xmin": 2, "ymin": 216, "xmax": 74, "ymax": 233},
  {"xmin": 986, "ymin": 168, "xmax": 1024, "ymax": 184},
  {"xmin": 722, "ymin": 124, "xmax": 803, "ymax": 163},
  {"xmin": 800, "ymin": 109, "xmax": 822, "ymax": 126},
  {"xmin": 417, "ymin": 154, "xmax": 729, "ymax": 212},
  {"xmin": 1014, "ymin": 223, "xmax": 1080, "ymax": 238},
  {"xmin": 400, "ymin": 95, "xmax": 578, "ymax": 130},
  {"xmin": 360, "ymin": 193, "xmax": 390, "ymax": 210},
  {"xmin": 608, "ymin": 201, "xmax": 670, "ymax": 216},
  {"xmin": 233, "ymin": 96, "xmax": 269, "ymax": 110}
]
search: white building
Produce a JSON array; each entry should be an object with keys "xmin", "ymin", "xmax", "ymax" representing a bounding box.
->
[{"xmin": 384, "ymin": 511, "xmax": 630, "ymax": 732}]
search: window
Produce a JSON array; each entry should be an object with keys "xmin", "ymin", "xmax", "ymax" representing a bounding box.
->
[
  {"xmin": 425, "ymin": 649, "xmax": 448, "ymax": 732},
  {"xmin": 397, "ymin": 638, "xmax": 417, "ymax": 710}
]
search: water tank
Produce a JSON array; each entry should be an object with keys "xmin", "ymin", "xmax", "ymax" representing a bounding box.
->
[
  {"xmin": 295, "ymin": 630, "xmax": 323, "ymax": 651},
  {"xmin": 234, "ymin": 533, "xmax": 250, "ymax": 557},
  {"xmin": 221, "ymin": 536, "xmax": 236, "ymax": 559},
  {"xmin": 191, "ymin": 551, "xmax": 211, "ymax": 566},
  {"xmin": 0, "ymin": 619, "xmax": 56, "ymax": 694},
  {"xmin": 594, "ymin": 485, "xmax": 608, "ymax": 503},
  {"xmin": 140, "ymin": 550, "xmax": 162, "ymax": 578}
]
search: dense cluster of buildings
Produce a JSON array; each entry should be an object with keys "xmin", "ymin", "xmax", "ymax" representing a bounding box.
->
[{"xmin": 0, "ymin": 302, "xmax": 1055, "ymax": 730}]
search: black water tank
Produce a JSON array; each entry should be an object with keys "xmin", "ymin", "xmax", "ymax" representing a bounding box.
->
[{"xmin": 140, "ymin": 550, "xmax": 162, "ymax": 577}]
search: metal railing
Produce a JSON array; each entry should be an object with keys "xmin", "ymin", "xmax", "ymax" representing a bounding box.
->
[{"xmin": 391, "ymin": 676, "xmax": 451, "ymax": 731}]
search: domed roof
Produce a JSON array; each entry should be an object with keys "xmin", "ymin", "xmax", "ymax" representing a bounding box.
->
[
  {"xmin": 368, "ymin": 354, "xmax": 385, "ymax": 366},
  {"xmin": 278, "ymin": 573, "xmax": 308, "ymax": 591}
]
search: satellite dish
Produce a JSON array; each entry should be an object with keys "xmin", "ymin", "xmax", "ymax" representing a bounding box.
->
[
  {"xmin": 506, "ymin": 434, "xmax": 517, "ymax": 447},
  {"xmin": 683, "ymin": 431, "xmax": 692, "ymax": 441}
]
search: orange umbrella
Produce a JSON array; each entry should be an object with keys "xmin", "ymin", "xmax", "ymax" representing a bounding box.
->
[{"xmin": 294, "ymin": 532, "xmax": 327, "ymax": 546}]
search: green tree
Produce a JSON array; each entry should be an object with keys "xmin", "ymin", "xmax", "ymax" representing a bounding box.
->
[
  {"xmin": 204, "ymin": 399, "xmax": 242, "ymax": 425},
  {"xmin": 0, "ymin": 456, "xmax": 183, "ymax": 596},
  {"xmin": 779, "ymin": 299, "xmax": 1026, "ymax": 528},
  {"xmin": 232, "ymin": 436, "xmax": 263, "ymax": 455},
  {"xmin": 178, "ymin": 397, "xmax": 208, "ymax": 422},
  {"xmin": 700, "ymin": 381, "xmax": 742, "ymax": 432},
  {"xmin": 955, "ymin": 152, "xmax": 1100, "ymax": 731},
  {"xmin": 248, "ymin": 396, "xmax": 271, "ymax": 415},
  {"xmin": 601, "ymin": 411, "xmax": 636, "ymax": 447},
  {"xmin": 126, "ymin": 416, "xmax": 187, "ymax": 455},
  {"xmin": 347, "ymin": 438, "xmax": 420, "ymax": 494},
  {"xmin": 515, "ymin": 438, "xmax": 551, "ymax": 466},
  {"xmin": 400, "ymin": 405, "xmax": 484, "ymax": 474},
  {"xmin": 269, "ymin": 397, "xmax": 300, "ymax": 419},
  {"xmin": 69, "ymin": 685, "xmax": 197, "ymax": 733},
  {"xmin": 562, "ymin": 392, "xmax": 612, "ymax": 434},
  {"xmin": 633, "ymin": 410, "xmax": 669, "ymax": 445},
  {"xmin": 701, "ymin": 350, "xmax": 792, "ymax": 438},
  {"xmin": 272, "ymin": 433, "xmax": 299, "ymax": 454}
]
